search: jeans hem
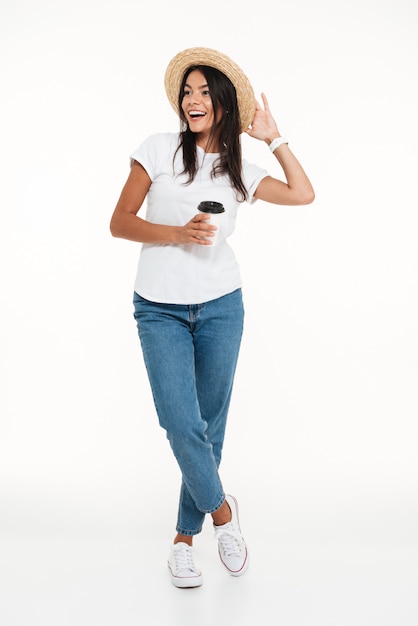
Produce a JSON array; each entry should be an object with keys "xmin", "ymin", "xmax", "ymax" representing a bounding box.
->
[
  {"xmin": 204, "ymin": 493, "xmax": 226, "ymax": 515},
  {"xmin": 175, "ymin": 526, "xmax": 203, "ymax": 537},
  {"xmin": 176, "ymin": 494, "xmax": 226, "ymax": 535}
]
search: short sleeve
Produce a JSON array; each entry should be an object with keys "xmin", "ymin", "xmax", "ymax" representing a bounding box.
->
[
  {"xmin": 129, "ymin": 133, "xmax": 170, "ymax": 181},
  {"xmin": 242, "ymin": 159, "xmax": 269, "ymax": 204}
]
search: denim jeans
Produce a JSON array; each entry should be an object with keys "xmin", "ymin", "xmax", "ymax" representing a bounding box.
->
[{"xmin": 133, "ymin": 288, "xmax": 244, "ymax": 535}]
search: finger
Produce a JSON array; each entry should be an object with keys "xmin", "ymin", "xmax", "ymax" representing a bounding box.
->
[
  {"xmin": 199, "ymin": 219, "xmax": 216, "ymax": 231},
  {"xmin": 189, "ymin": 229, "xmax": 214, "ymax": 245},
  {"xmin": 192, "ymin": 216, "xmax": 217, "ymax": 232},
  {"xmin": 192, "ymin": 213, "xmax": 211, "ymax": 223},
  {"xmin": 261, "ymin": 92, "xmax": 269, "ymax": 110}
]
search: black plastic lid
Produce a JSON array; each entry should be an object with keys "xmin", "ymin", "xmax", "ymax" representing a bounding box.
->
[{"xmin": 198, "ymin": 201, "xmax": 225, "ymax": 214}]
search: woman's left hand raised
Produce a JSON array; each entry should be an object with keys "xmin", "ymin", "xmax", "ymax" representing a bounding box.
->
[{"xmin": 245, "ymin": 93, "xmax": 281, "ymax": 144}]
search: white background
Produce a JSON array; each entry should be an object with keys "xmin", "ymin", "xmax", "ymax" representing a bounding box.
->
[{"xmin": 1, "ymin": 0, "xmax": 417, "ymax": 624}]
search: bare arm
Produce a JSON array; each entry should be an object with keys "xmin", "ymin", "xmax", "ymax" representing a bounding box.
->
[
  {"xmin": 109, "ymin": 161, "xmax": 216, "ymax": 245},
  {"xmin": 246, "ymin": 93, "xmax": 315, "ymax": 206}
]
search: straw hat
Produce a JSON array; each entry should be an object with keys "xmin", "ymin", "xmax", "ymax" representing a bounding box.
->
[{"xmin": 164, "ymin": 47, "xmax": 256, "ymax": 133}]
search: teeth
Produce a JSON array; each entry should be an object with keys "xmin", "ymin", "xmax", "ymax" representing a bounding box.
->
[{"xmin": 190, "ymin": 111, "xmax": 206, "ymax": 118}]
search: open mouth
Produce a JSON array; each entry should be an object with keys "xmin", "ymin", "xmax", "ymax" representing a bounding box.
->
[{"xmin": 189, "ymin": 110, "xmax": 206, "ymax": 120}]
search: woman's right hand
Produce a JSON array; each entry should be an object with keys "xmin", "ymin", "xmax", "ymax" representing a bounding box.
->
[
  {"xmin": 177, "ymin": 213, "xmax": 217, "ymax": 245},
  {"xmin": 110, "ymin": 161, "xmax": 218, "ymax": 245}
]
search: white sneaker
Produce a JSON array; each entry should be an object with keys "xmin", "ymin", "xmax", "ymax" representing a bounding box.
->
[
  {"xmin": 168, "ymin": 542, "xmax": 203, "ymax": 588},
  {"xmin": 214, "ymin": 494, "xmax": 249, "ymax": 576}
]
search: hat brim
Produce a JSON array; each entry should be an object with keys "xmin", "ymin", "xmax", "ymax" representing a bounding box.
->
[{"xmin": 164, "ymin": 47, "xmax": 256, "ymax": 133}]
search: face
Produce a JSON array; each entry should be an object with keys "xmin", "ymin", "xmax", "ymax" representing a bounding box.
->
[{"xmin": 181, "ymin": 70, "xmax": 222, "ymax": 144}]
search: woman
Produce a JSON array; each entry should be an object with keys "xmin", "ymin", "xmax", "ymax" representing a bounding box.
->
[{"xmin": 110, "ymin": 47, "xmax": 314, "ymax": 588}]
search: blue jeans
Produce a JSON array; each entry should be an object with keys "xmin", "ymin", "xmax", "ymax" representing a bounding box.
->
[{"xmin": 133, "ymin": 288, "xmax": 244, "ymax": 535}]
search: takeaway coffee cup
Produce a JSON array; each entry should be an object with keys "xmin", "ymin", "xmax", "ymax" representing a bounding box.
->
[{"xmin": 197, "ymin": 201, "xmax": 225, "ymax": 246}]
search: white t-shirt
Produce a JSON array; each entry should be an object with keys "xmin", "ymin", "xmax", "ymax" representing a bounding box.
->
[{"xmin": 130, "ymin": 132, "xmax": 268, "ymax": 304}]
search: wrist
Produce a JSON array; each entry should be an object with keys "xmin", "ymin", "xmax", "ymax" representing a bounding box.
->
[
  {"xmin": 269, "ymin": 136, "xmax": 288, "ymax": 153},
  {"xmin": 265, "ymin": 134, "xmax": 281, "ymax": 145}
]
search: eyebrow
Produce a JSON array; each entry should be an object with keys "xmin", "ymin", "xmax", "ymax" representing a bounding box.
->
[{"xmin": 184, "ymin": 82, "xmax": 209, "ymax": 90}]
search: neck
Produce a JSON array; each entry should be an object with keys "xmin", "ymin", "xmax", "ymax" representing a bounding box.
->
[
  {"xmin": 197, "ymin": 143, "xmax": 219, "ymax": 153},
  {"xmin": 195, "ymin": 131, "xmax": 221, "ymax": 154}
]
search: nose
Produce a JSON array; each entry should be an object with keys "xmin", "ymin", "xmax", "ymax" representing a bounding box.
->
[{"xmin": 189, "ymin": 91, "xmax": 201, "ymax": 105}]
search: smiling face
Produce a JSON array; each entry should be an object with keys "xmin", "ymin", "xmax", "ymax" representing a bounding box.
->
[{"xmin": 181, "ymin": 69, "xmax": 222, "ymax": 149}]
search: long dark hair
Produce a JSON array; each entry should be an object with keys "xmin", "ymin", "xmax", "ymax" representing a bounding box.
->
[{"xmin": 174, "ymin": 65, "xmax": 248, "ymax": 202}]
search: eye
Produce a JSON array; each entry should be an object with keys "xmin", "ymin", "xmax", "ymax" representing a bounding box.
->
[
  {"xmin": 183, "ymin": 89, "xmax": 191, "ymax": 97},
  {"xmin": 202, "ymin": 89, "xmax": 210, "ymax": 96}
]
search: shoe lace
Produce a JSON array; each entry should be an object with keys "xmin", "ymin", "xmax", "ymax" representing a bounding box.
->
[
  {"xmin": 173, "ymin": 545, "xmax": 197, "ymax": 572},
  {"xmin": 214, "ymin": 526, "xmax": 245, "ymax": 557}
]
